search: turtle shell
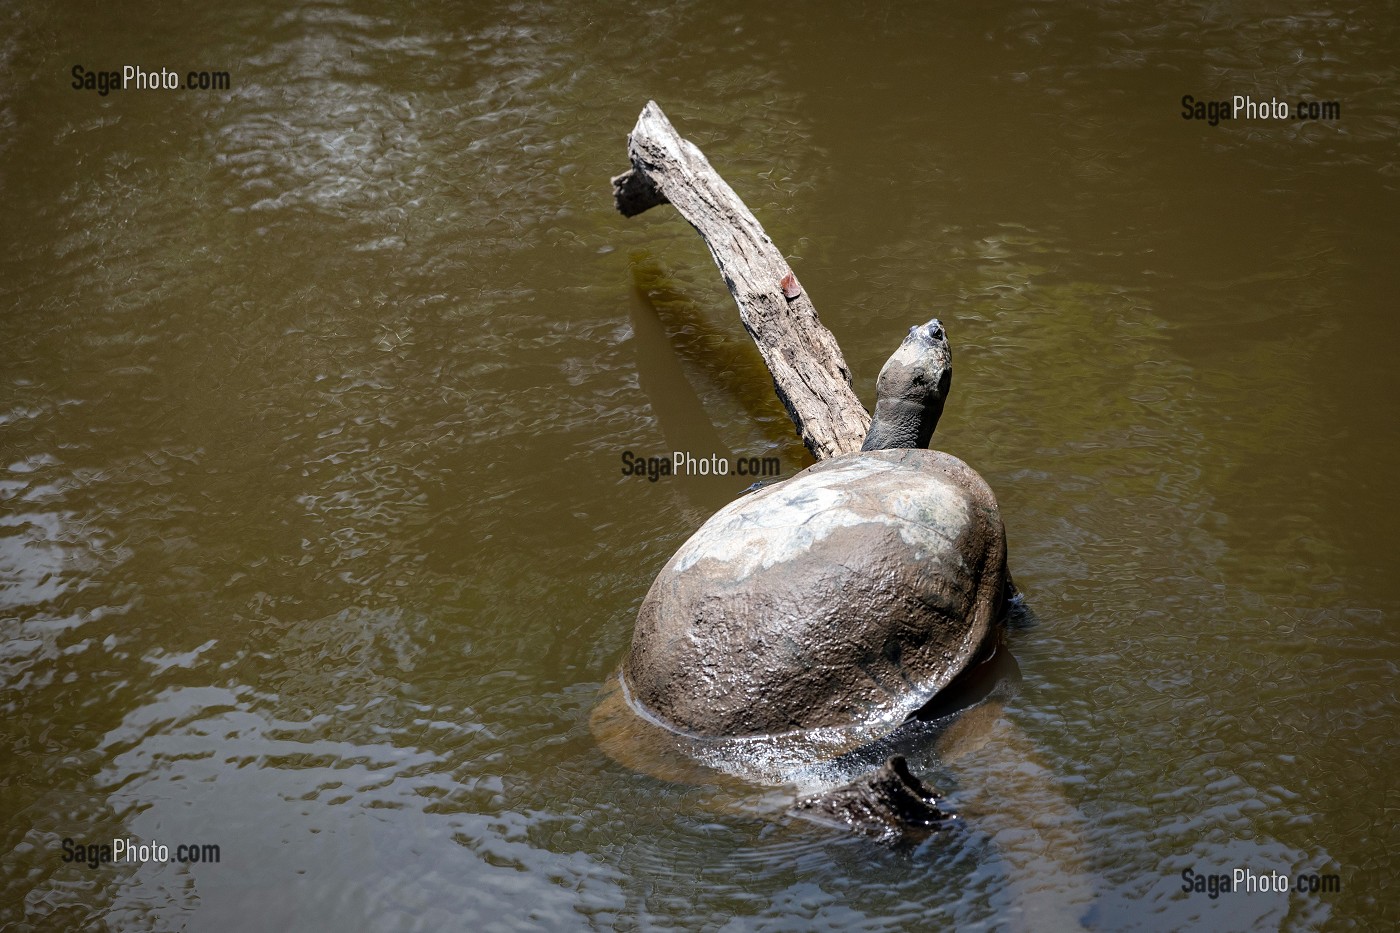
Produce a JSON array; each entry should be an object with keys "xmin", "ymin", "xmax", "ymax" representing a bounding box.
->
[{"xmin": 625, "ymin": 447, "xmax": 1009, "ymax": 739}]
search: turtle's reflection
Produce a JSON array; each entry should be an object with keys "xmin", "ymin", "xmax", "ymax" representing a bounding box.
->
[{"xmin": 590, "ymin": 637, "xmax": 1020, "ymax": 796}]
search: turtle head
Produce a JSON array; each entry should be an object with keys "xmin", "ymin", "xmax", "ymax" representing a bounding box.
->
[{"xmin": 861, "ymin": 319, "xmax": 952, "ymax": 451}]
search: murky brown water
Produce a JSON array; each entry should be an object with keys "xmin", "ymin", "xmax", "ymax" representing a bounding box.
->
[{"xmin": 3, "ymin": 1, "xmax": 1397, "ymax": 929}]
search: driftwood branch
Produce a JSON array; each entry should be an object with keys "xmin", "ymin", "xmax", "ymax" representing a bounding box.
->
[{"xmin": 612, "ymin": 101, "xmax": 871, "ymax": 461}]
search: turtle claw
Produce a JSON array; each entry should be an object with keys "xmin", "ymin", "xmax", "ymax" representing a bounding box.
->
[{"xmin": 791, "ymin": 756, "xmax": 956, "ymax": 842}]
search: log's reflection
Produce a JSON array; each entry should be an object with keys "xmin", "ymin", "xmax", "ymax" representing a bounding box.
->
[{"xmin": 625, "ymin": 251, "xmax": 801, "ymax": 520}]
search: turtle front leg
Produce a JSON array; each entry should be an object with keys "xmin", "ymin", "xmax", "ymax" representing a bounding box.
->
[{"xmin": 791, "ymin": 756, "xmax": 956, "ymax": 842}]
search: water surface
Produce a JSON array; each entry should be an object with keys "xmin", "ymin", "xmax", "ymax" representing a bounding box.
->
[{"xmin": 2, "ymin": 1, "xmax": 1397, "ymax": 929}]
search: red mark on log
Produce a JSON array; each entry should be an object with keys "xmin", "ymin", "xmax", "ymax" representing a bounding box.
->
[{"xmin": 780, "ymin": 272, "xmax": 800, "ymax": 300}]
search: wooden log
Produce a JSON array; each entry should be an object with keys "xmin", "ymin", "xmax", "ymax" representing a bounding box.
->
[{"xmin": 611, "ymin": 101, "xmax": 871, "ymax": 461}]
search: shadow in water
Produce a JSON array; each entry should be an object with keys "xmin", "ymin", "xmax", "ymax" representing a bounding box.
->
[
  {"xmin": 627, "ymin": 249, "xmax": 807, "ymax": 442},
  {"xmin": 625, "ymin": 252, "xmax": 810, "ymax": 501},
  {"xmin": 625, "ymin": 278, "xmax": 737, "ymax": 519}
]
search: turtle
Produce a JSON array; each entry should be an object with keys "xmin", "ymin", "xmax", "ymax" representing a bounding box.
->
[{"xmin": 594, "ymin": 319, "xmax": 1020, "ymax": 838}]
